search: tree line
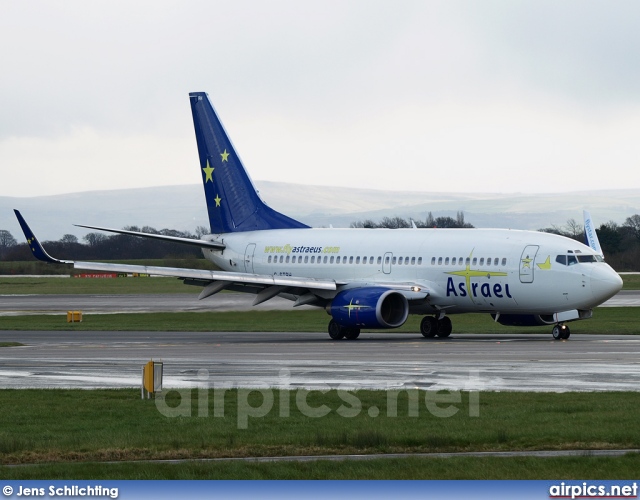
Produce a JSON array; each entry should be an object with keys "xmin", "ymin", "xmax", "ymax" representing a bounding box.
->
[
  {"xmin": 538, "ymin": 215, "xmax": 640, "ymax": 271},
  {"xmin": 350, "ymin": 211, "xmax": 474, "ymax": 229},
  {"xmin": 0, "ymin": 226, "xmax": 206, "ymax": 262}
]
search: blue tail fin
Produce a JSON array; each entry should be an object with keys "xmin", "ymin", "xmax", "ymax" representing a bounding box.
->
[{"xmin": 189, "ymin": 92, "xmax": 309, "ymax": 233}]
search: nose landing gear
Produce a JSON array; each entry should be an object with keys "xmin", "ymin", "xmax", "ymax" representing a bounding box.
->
[{"xmin": 552, "ymin": 323, "xmax": 571, "ymax": 340}]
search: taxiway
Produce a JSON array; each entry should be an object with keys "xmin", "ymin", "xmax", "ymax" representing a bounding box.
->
[
  {"xmin": 1, "ymin": 330, "xmax": 639, "ymax": 392},
  {"xmin": 1, "ymin": 290, "xmax": 638, "ymax": 391}
]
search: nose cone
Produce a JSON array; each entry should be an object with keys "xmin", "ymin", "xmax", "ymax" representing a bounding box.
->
[{"xmin": 590, "ymin": 265, "xmax": 623, "ymax": 304}]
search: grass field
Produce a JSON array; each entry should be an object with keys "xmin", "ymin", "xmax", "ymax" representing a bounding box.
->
[
  {"xmin": 0, "ymin": 307, "xmax": 636, "ymax": 335},
  {"xmin": 1, "ymin": 389, "xmax": 639, "ymax": 479},
  {"xmin": 0, "ymin": 275, "xmax": 194, "ymax": 294},
  {"xmin": 0, "ymin": 259, "xmax": 217, "ymax": 279},
  {"xmin": 620, "ymin": 272, "xmax": 640, "ymax": 289}
]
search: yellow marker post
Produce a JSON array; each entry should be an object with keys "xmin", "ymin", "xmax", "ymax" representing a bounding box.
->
[
  {"xmin": 144, "ymin": 361, "xmax": 154, "ymax": 394},
  {"xmin": 141, "ymin": 360, "xmax": 163, "ymax": 399},
  {"xmin": 66, "ymin": 311, "xmax": 82, "ymax": 323}
]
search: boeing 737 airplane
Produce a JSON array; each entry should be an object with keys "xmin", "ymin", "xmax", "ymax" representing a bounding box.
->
[{"xmin": 14, "ymin": 92, "xmax": 623, "ymax": 340}]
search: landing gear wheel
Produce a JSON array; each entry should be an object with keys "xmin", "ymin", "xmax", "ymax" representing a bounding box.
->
[
  {"xmin": 436, "ymin": 317, "xmax": 452, "ymax": 338},
  {"xmin": 420, "ymin": 316, "xmax": 437, "ymax": 338},
  {"xmin": 344, "ymin": 328, "xmax": 361, "ymax": 340},
  {"xmin": 552, "ymin": 324, "xmax": 570, "ymax": 340},
  {"xmin": 328, "ymin": 320, "xmax": 345, "ymax": 340}
]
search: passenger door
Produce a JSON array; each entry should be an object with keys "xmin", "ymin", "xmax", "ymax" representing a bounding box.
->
[
  {"xmin": 519, "ymin": 245, "xmax": 539, "ymax": 283},
  {"xmin": 244, "ymin": 243, "xmax": 256, "ymax": 273}
]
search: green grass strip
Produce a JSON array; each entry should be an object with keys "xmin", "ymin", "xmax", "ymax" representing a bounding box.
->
[
  {"xmin": 0, "ymin": 276, "xmax": 194, "ymax": 295},
  {"xmin": 0, "ymin": 307, "xmax": 637, "ymax": 334},
  {"xmin": 1, "ymin": 389, "xmax": 639, "ymax": 467},
  {"xmin": 620, "ymin": 273, "xmax": 640, "ymax": 289},
  {"xmin": 0, "ymin": 259, "xmax": 216, "ymax": 278}
]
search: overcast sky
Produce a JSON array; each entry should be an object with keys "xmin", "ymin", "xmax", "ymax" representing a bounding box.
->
[{"xmin": 2, "ymin": 0, "xmax": 640, "ymax": 198}]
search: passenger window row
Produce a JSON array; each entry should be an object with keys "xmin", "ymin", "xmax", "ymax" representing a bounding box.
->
[
  {"xmin": 266, "ymin": 255, "xmax": 424, "ymax": 265},
  {"xmin": 430, "ymin": 256, "xmax": 508, "ymax": 266}
]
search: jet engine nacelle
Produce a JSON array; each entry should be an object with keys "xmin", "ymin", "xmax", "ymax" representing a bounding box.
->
[{"xmin": 329, "ymin": 287, "xmax": 409, "ymax": 329}]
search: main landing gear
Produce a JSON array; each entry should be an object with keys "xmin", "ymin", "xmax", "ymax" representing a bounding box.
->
[
  {"xmin": 552, "ymin": 323, "xmax": 571, "ymax": 340},
  {"xmin": 420, "ymin": 316, "xmax": 452, "ymax": 338},
  {"xmin": 328, "ymin": 316, "xmax": 453, "ymax": 341},
  {"xmin": 328, "ymin": 320, "xmax": 360, "ymax": 340}
]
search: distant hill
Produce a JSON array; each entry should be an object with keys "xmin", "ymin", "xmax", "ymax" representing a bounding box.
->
[{"xmin": 3, "ymin": 182, "xmax": 640, "ymax": 241}]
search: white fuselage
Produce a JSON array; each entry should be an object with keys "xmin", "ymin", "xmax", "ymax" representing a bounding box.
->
[{"xmin": 202, "ymin": 227, "xmax": 622, "ymax": 316}]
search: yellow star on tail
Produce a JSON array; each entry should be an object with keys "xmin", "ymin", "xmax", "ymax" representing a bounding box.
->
[
  {"xmin": 220, "ymin": 149, "xmax": 229, "ymax": 162},
  {"xmin": 202, "ymin": 160, "xmax": 214, "ymax": 183},
  {"xmin": 214, "ymin": 194, "xmax": 221, "ymax": 207}
]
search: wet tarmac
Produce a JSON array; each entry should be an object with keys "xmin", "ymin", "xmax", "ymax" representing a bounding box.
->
[
  {"xmin": 0, "ymin": 293, "xmax": 312, "ymax": 315},
  {"xmin": 0, "ymin": 289, "xmax": 638, "ymax": 391},
  {"xmin": 1, "ymin": 330, "xmax": 639, "ymax": 392}
]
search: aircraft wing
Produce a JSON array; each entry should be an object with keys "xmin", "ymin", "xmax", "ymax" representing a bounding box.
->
[
  {"xmin": 15, "ymin": 210, "xmax": 439, "ymax": 306},
  {"xmin": 73, "ymin": 223, "xmax": 226, "ymax": 250},
  {"xmin": 65, "ymin": 260, "xmax": 337, "ymax": 292},
  {"xmin": 14, "ymin": 210, "xmax": 337, "ymax": 301}
]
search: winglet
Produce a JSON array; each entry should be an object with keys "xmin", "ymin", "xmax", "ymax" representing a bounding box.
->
[
  {"xmin": 13, "ymin": 210, "xmax": 69, "ymax": 264},
  {"xmin": 583, "ymin": 210, "xmax": 603, "ymax": 255}
]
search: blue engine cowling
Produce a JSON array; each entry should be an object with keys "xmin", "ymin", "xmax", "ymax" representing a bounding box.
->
[{"xmin": 329, "ymin": 287, "xmax": 409, "ymax": 329}]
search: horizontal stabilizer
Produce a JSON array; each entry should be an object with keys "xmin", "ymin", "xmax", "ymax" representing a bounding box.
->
[{"xmin": 75, "ymin": 224, "xmax": 225, "ymax": 250}]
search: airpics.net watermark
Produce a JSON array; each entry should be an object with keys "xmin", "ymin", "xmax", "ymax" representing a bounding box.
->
[{"xmin": 154, "ymin": 369, "xmax": 482, "ymax": 428}]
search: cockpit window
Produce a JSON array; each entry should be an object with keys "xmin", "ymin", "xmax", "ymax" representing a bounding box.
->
[
  {"xmin": 577, "ymin": 255, "xmax": 597, "ymax": 263},
  {"xmin": 556, "ymin": 253, "xmax": 603, "ymax": 265}
]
